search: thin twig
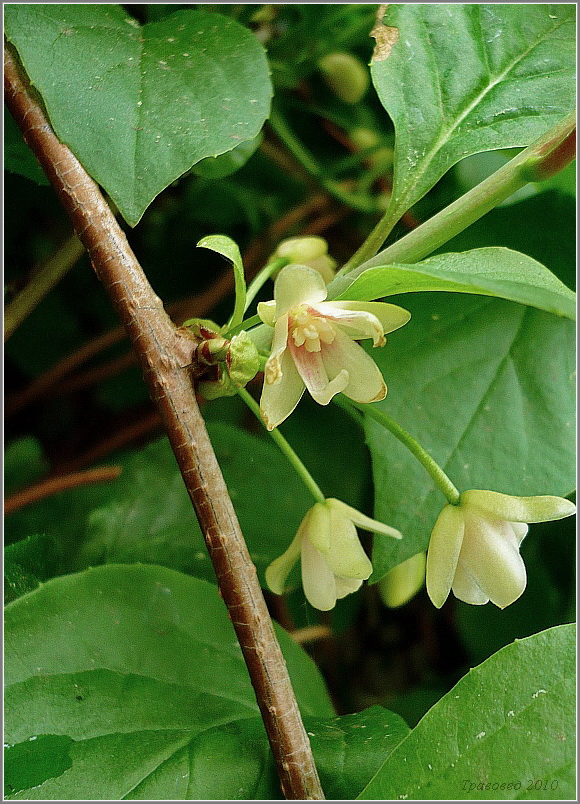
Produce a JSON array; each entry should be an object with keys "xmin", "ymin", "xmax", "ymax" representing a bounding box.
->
[
  {"xmin": 5, "ymin": 466, "xmax": 123, "ymax": 515},
  {"xmin": 4, "ymin": 232, "xmax": 86, "ymax": 340},
  {"xmin": 5, "ymin": 43, "xmax": 324, "ymax": 800}
]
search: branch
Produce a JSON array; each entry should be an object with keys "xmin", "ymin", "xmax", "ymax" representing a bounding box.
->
[
  {"xmin": 5, "ymin": 43, "xmax": 324, "ymax": 800},
  {"xmin": 4, "ymin": 466, "xmax": 122, "ymax": 515}
]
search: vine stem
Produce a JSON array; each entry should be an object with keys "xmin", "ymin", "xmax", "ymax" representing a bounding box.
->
[
  {"xmin": 329, "ymin": 111, "xmax": 576, "ymax": 295},
  {"xmin": 5, "ymin": 44, "xmax": 324, "ymax": 801},
  {"xmin": 4, "ymin": 467, "xmax": 122, "ymax": 515}
]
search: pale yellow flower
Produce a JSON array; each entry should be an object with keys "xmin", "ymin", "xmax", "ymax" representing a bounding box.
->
[
  {"xmin": 266, "ymin": 498, "xmax": 402, "ymax": 611},
  {"xmin": 273, "ymin": 236, "xmax": 337, "ymax": 283},
  {"xmin": 256, "ymin": 264, "xmax": 410, "ymax": 430},
  {"xmin": 426, "ymin": 490, "xmax": 576, "ymax": 609}
]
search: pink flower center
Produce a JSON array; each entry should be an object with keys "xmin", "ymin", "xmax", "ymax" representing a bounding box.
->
[{"xmin": 289, "ymin": 306, "xmax": 336, "ymax": 353}]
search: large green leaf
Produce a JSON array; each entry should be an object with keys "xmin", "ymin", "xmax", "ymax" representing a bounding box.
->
[
  {"xmin": 358, "ymin": 625, "xmax": 576, "ymax": 800},
  {"xmin": 4, "ymin": 564, "xmax": 334, "ymax": 799},
  {"xmin": 74, "ymin": 424, "xmax": 312, "ymax": 586},
  {"xmin": 372, "ymin": 4, "xmax": 576, "ymax": 220},
  {"xmin": 5, "ymin": 5, "xmax": 272, "ymax": 225},
  {"xmin": 133, "ymin": 706, "xmax": 409, "ymax": 800},
  {"xmin": 338, "ymin": 248, "xmax": 575, "ymax": 319},
  {"xmin": 366, "ymin": 293, "xmax": 575, "ymax": 579}
]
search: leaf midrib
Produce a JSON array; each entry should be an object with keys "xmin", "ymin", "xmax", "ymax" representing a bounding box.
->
[{"xmin": 392, "ymin": 9, "xmax": 571, "ymax": 216}]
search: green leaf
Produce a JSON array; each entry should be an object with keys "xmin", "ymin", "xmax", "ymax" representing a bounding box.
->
[
  {"xmin": 5, "ymin": 534, "xmax": 67, "ymax": 604},
  {"xmin": 358, "ymin": 624, "xmax": 575, "ymax": 800},
  {"xmin": 192, "ymin": 134, "xmax": 262, "ymax": 180},
  {"xmin": 4, "ymin": 564, "xmax": 334, "ymax": 799},
  {"xmin": 372, "ymin": 4, "xmax": 576, "ymax": 219},
  {"xmin": 442, "ymin": 191, "xmax": 576, "ymax": 292},
  {"xmin": 162, "ymin": 706, "xmax": 410, "ymax": 800},
  {"xmin": 4, "ymin": 110, "xmax": 49, "ymax": 185},
  {"xmin": 5, "ymin": 6, "xmax": 272, "ymax": 226},
  {"xmin": 367, "ymin": 293, "xmax": 575, "ymax": 579},
  {"xmin": 74, "ymin": 426, "xmax": 312, "ymax": 587},
  {"xmin": 5, "ymin": 735, "xmax": 74, "ymax": 797},
  {"xmin": 197, "ymin": 235, "xmax": 246, "ymax": 329},
  {"xmin": 4, "ymin": 437, "xmax": 48, "ymax": 496},
  {"xmin": 338, "ymin": 248, "xmax": 575, "ymax": 320}
]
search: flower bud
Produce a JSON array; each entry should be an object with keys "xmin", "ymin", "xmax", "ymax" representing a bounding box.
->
[
  {"xmin": 319, "ymin": 52, "xmax": 369, "ymax": 104},
  {"xmin": 227, "ymin": 331, "xmax": 261, "ymax": 387},
  {"xmin": 378, "ymin": 552, "xmax": 426, "ymax": 608},
  {"xmin": 273, "ymin": 237, "xmax": 337, "ymax": 283}
]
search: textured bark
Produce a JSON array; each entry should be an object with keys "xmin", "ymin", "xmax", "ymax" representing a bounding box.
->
[{"xmin": 5, "ymin": 44, "xmax": 324, "ymax": 800}]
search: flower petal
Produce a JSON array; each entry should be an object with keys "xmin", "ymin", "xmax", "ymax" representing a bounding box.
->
[
  {"xmin": 325, "ymin": 505, "xmax": 373, "ymax": 579},
  {"xmin": 511, "ymin": 521, "xmax": 529, "ymax": 545},
  {"xmin": 260, "ymin": 347, "xmax": 305, "ymax": 430},
  {"xmin": 314, "ymin": 303, "xmax": 386, "ymax": 346},
  {"xmin": 301, "ymin": 502, "xmax": 331, "ymax": 554},
  {"xmin": 451, "ymin": 560, "xmax": 490, "ymax": 606},
  {"xmin": 247, "ymin": 322, "xmax": 274, "ymax": 352},
  {"xmin": 426, "ymin": 504, "xmax": 465, "ymax": 609},
  {"xmin": 335, "ymin": 576, "xmax": 363, "ymax": 600},
  {"xmin": 274, "ymin": 264, "xmax": 328, "ymax": 316},
  {"xmin": 459, "ymin": 511, "xmax": 527, "ymax": 609},
  {"xmin": 301, "ymin": 536, "xmax": 337, "ymax": 611},
  {"xmin": 321, "ymin": 329, "xmax": 386, "ymax": 403},
  {"xmin": 265, "ymin": 533, "xmax": 302, "ymax": 595},
  {"xmin": 289, "ymin": 339, "xmax": 349, "ymax": 405},
  {"xmin": 257, "ymin": 300, "xmax": 276, "ymax": 327},
  {"xmin": 461, "ymin": 490, "xmax": 576, "ymax": 523},
  {"xmin": 379, "ymin": 552, "xmax": 426, "ymax": 608},
  {"xmin": 318, "ymin": 301, "xmax": 410, "ymax": 342},
  {"xmin": 329, "ymin": 499, "xmax": 402, "ymax": 539}
]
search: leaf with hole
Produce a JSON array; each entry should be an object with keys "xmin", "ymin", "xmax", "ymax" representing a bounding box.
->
[{"xmin": 371, "ymin": 4, "xmax": 576, "ymax": 220}]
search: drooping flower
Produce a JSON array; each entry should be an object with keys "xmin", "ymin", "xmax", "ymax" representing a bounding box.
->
[
  {"xmin": 255, "ymin": 264, "xmax": 410, "ymax": 430},
  {"xmin": 266, "ymin": 498, "xmax": 402, "ymax": 611},
  {"xmin": 426, "ymin": 490, "xmax": 576, "ymax": 610}
]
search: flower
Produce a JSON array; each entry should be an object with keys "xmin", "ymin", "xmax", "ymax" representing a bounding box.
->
[
  {"xmin": 266, "ymin": 498, "xmax": 402, "ymax": 611},
  {"xmin": 378, "ymin": 552, "xmax": 426, "ymax": 609},
  {"xmin": 426, "ymin": 490, "xmax": 576, "ymax": 610},
  {"xmin": 272, "ymin": 236, "xmax": 337, "ymax": 283},
  {"xmin": 256, "ymin": 264, "xmax": 410, "ymax": 430}
]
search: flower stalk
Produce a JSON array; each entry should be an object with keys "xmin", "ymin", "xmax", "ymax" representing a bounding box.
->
[{"xmin": 341, "ymin": 398, "xmax": 460, "ymax": 506}]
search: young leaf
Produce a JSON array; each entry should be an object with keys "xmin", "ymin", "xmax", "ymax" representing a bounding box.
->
[
  {"xmin": 337, "ymin": 248, "xmax": 576, "ymax": 320},
  {"xmin": 5, "ymin": 6, "xmax": 272, "ymax": 225},
  {"xmin": 197, "ymin": 235, "xmax": 246, "ymax": 329},
  {"xmin": 372, "ymin": 4, "xmax": 576, "ymax": 221},
  {"xmin": 367, "ymin": 293, "xmax": 575, "ymax": 579},
  {"xmin": 4, "ymin": 564, "xmax": 334, "ymax": 800},
  {"xmin": 358, "ymin": 624, "xmax": 575, "ymax": 800}
]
